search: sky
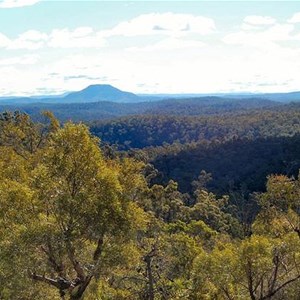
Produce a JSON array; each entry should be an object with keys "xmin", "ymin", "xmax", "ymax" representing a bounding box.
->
[{"xmin": 0, "ymin": 1, "xmax": 300, "ymax": 96}]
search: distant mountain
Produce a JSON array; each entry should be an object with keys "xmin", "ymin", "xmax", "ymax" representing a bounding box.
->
[
  {"xmin": 62, "ymin": 84, "xmax": 140, "ymax": 103},
  {"xmin": 140, "ymin": 91, "xmax": 300, "ymax": 103},
  {"xmin": 258, "ymin": 91, "xmax": 300, "ymax": 103},
  {"xmin": 1, "ymin": 85, "xmax": 300, "ymax": 105},
  {"xmin": 0, "ymin": 85, "xmax": 141, "ymax": 105},
  {"xmin": 205, "ymin": 91, "xmax": 300, "ymax": 103},
  {"xmin": 0, "ymin": 97, "xmax": 31, "ymax": 104}
]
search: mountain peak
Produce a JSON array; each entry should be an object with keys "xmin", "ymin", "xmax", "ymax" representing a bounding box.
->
[
  {"xmin": 83, "ymin": 84, "xmax": 120, "ymax": 91},
  {"xmin": 63, "ymin": 84, "xmax": 139, "ymax": 103}
]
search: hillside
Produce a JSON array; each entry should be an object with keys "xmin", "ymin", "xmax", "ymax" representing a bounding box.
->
[
  {"xmin": 147, "ymin": 135, "xmax": 300, "ymax": 194},
  {"xmin": 3, "ymin": 111, "xmax": 300, "ymax": 299},
  {"xmin": 90, "ymin": 104, "xmax": 300, "ymax": 149},
  {"xmin": 88, "ymin": 103, "xmax": 300, "ymax": 198},
  {"xmin": 0, "ymin": 96, "xmax": 281, "ymax": 122}
]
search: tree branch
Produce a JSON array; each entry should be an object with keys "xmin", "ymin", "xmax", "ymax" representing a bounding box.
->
[
  {"xmin": 246, "ymin": 260, "xmax": 256, "ymax": 300},
  {"xmin": 93, "ymin": 236, "xmax": 104, "ymax": 261},
  {"xmin": 268, "ymin": 253, "xmax": 280, "ymax": 293},
  {"xmin": 40, "ymin": 243, "xmax": 64, "ymax": 277},
  {"xmin": 30, "ymin": 272, "xmax": 72, "ymax": 290},
  {"xmin": 66, "ymin": 240, "xmax": 86, "ymax": 281},
  {"xmin": 261, "ymin": 274, "xmax": 300, "ymax": 300}
]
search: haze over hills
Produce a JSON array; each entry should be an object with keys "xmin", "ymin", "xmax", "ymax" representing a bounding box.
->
[
  {"xmin": 0, "ymin": 96, "xmax": 283, "ymax": 122},
  {"xmin": 0, "ymin": 84, "xmax": 141, "ymax": 105},
  {"xmin": 1, "ymin": 84, "xmax": 300, "ymax": 105}
]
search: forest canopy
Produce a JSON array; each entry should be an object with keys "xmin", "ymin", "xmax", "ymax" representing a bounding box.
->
[{"xmin": 1, "ymin": 111, "xmax": 300, "ymax": 299}]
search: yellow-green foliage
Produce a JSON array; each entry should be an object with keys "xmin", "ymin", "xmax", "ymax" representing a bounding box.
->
[{"xmin": 1, "ymin": 112, "xmax": 300, "ymax": 300}]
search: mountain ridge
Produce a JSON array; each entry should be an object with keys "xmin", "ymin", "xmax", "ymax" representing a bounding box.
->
[
  {"xmin": 1, "ymin": 84, "xmax": 300, "ymax": 105},
  {"xmin": 0, "ymin": 84, "xmax": 141, "ymax": 105},
  {"xmin": 62, "ymin": 84, "xmax": 140, "ymax": 103}
]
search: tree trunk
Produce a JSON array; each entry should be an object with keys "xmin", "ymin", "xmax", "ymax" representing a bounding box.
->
[
  {"xmin": 69, "ymin": 275, "xmax": 92, "ymax": 300},
  {"xmin": 145, "ymin": 256, "xmax": 154, "ymax": 300}
]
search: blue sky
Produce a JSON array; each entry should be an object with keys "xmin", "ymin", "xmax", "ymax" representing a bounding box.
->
[{"xmin": 0, "ymin": 1, "xmax": 300, "ymax": 95}]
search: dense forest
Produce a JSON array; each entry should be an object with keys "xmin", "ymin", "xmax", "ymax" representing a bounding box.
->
[
  {"xmin": 1, "ymin": 110, "xmax": 300, "ymax": 299},
  {"xmin": 90, "ymin": 104, "xmax": 300, "ymax": 195},
  {"xmin": 0, "ymin": 96, "xmax": 283, "ymax": 122},
  {"xmin": 90, "ymin": 106, "xmax": 300, "ymax": 148}
]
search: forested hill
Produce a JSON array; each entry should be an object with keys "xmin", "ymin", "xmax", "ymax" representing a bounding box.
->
[
  {"xmin": 90, "ymin": 104, "xmax": 300, "ymax": 149},
  {"xmin": 0, "ymin": 96, "xmax": 281, "ymax": 121},
  {"xmin": 3, "ymin": 111, "xmax": 300, "ymax": 299},
  {"xmin": 146, "ymin": 135, "xmax": 300, "ymax": 194},
  {"xmin": 90, "ymin": 103, "xmax": 300, "ymax": 197},
  {"xmin": 1, "ymin": 100, "xmax": 299, "ymax": 198}
]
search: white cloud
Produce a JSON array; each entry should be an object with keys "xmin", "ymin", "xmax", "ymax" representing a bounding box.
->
[
  {"xmin": 0, "ymin": 33, "xmax": 10, "ymax": 47},
  {"xmin": 0, "ymin": 27, "xmax": 107, "ymax": 50},
  {"xmin": 241, "ymin": 15, "xmax": 277, "ymax": 32},
  {"xmin": 0, "ymin": 54, "xmax": 39, "ymax": 65},
  {"xmin": 127, "ymin": 38, "xmax": 206, "ymax": 52},
  {"xmin": 48, "ymin": 27, "xmax": 106, "ymax": 48},
  {"xmin": 8, "ymin": 30, "xmax": 47, "ymax": 49},
  {"xmin": 241, "ymin": 23, "xmax": 260, "ymax": 31},
  {"xmin": 19, "ymin": 30, "xmax": 48, "ymax": 41},
  {"xmin": 244, "ymin": 15, "xmax": 277, "ymax": 26},
  {"xmin": 0, "ymin": 0, "xmax": 40, "ymax": 8},
  {"xmin": 0, "ymin": 14, "xmax": 214, "ymax": 51},
  {"xmin": 288, "ymin": 12, "xmax": 300, "ymax": 23},
  {"xmin": 223, "ymin": 24, "xmax": 295, "ymax": 48},
  {"xmin": 2, "ymin": 43, "xmax": 300, "ymax": 96},
  {"xmin": 1, "ymin": 12, "xmax": 300, "ymax": 95},
  {"xmin": 219, "ymin": 19, "xmax": 300, "ymax": 93},
  {"xmin": 100, "ymin": 13, "xmax": 216, "ymax": 37}
]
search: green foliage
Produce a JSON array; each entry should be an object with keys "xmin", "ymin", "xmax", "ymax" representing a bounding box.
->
[
  {"xmin": 90, "ymin": 107, "xmax": 300, "ymax": 198},
  {"xmin": 91, "ymin": 106, "xmax": 300, "ymax": 149},
  {"xmin": 254, "ymin": 173, "xmax": 300, "ymax": 238},
  {"xmin": 1, "ymin": 111, "xmax": 300, "ymax": 299},
  {"xmin": 191, "ymin": 234, "xmax": 300, "ymax": 300},
  {"xmin": 0, "ymin": 113, "xmax": 149, "ymax": 299}
]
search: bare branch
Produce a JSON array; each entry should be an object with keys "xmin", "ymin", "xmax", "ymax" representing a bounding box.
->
[
  {"xmin": 65, "ymin": 240, "xmax": 86, "ymax": 281},
  {"xmin": 261, "ymin": 274, "xmax": 300, "ymax": 300},
  {"xmin": 93, "ymin": 237, "xmax": 104, "ymax": 261},
  {"xmin": 30, "ymin": 272, "xmax": 72, "ymax": 290}
]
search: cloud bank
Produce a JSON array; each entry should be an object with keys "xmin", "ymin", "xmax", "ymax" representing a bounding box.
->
[
  {"xmin": 0, "ymin": 0, "xmax": 40, "ymax": 8},
  {"xmin": 1, "ymin": 10, "xmax": 300, "ymax": 95}
]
